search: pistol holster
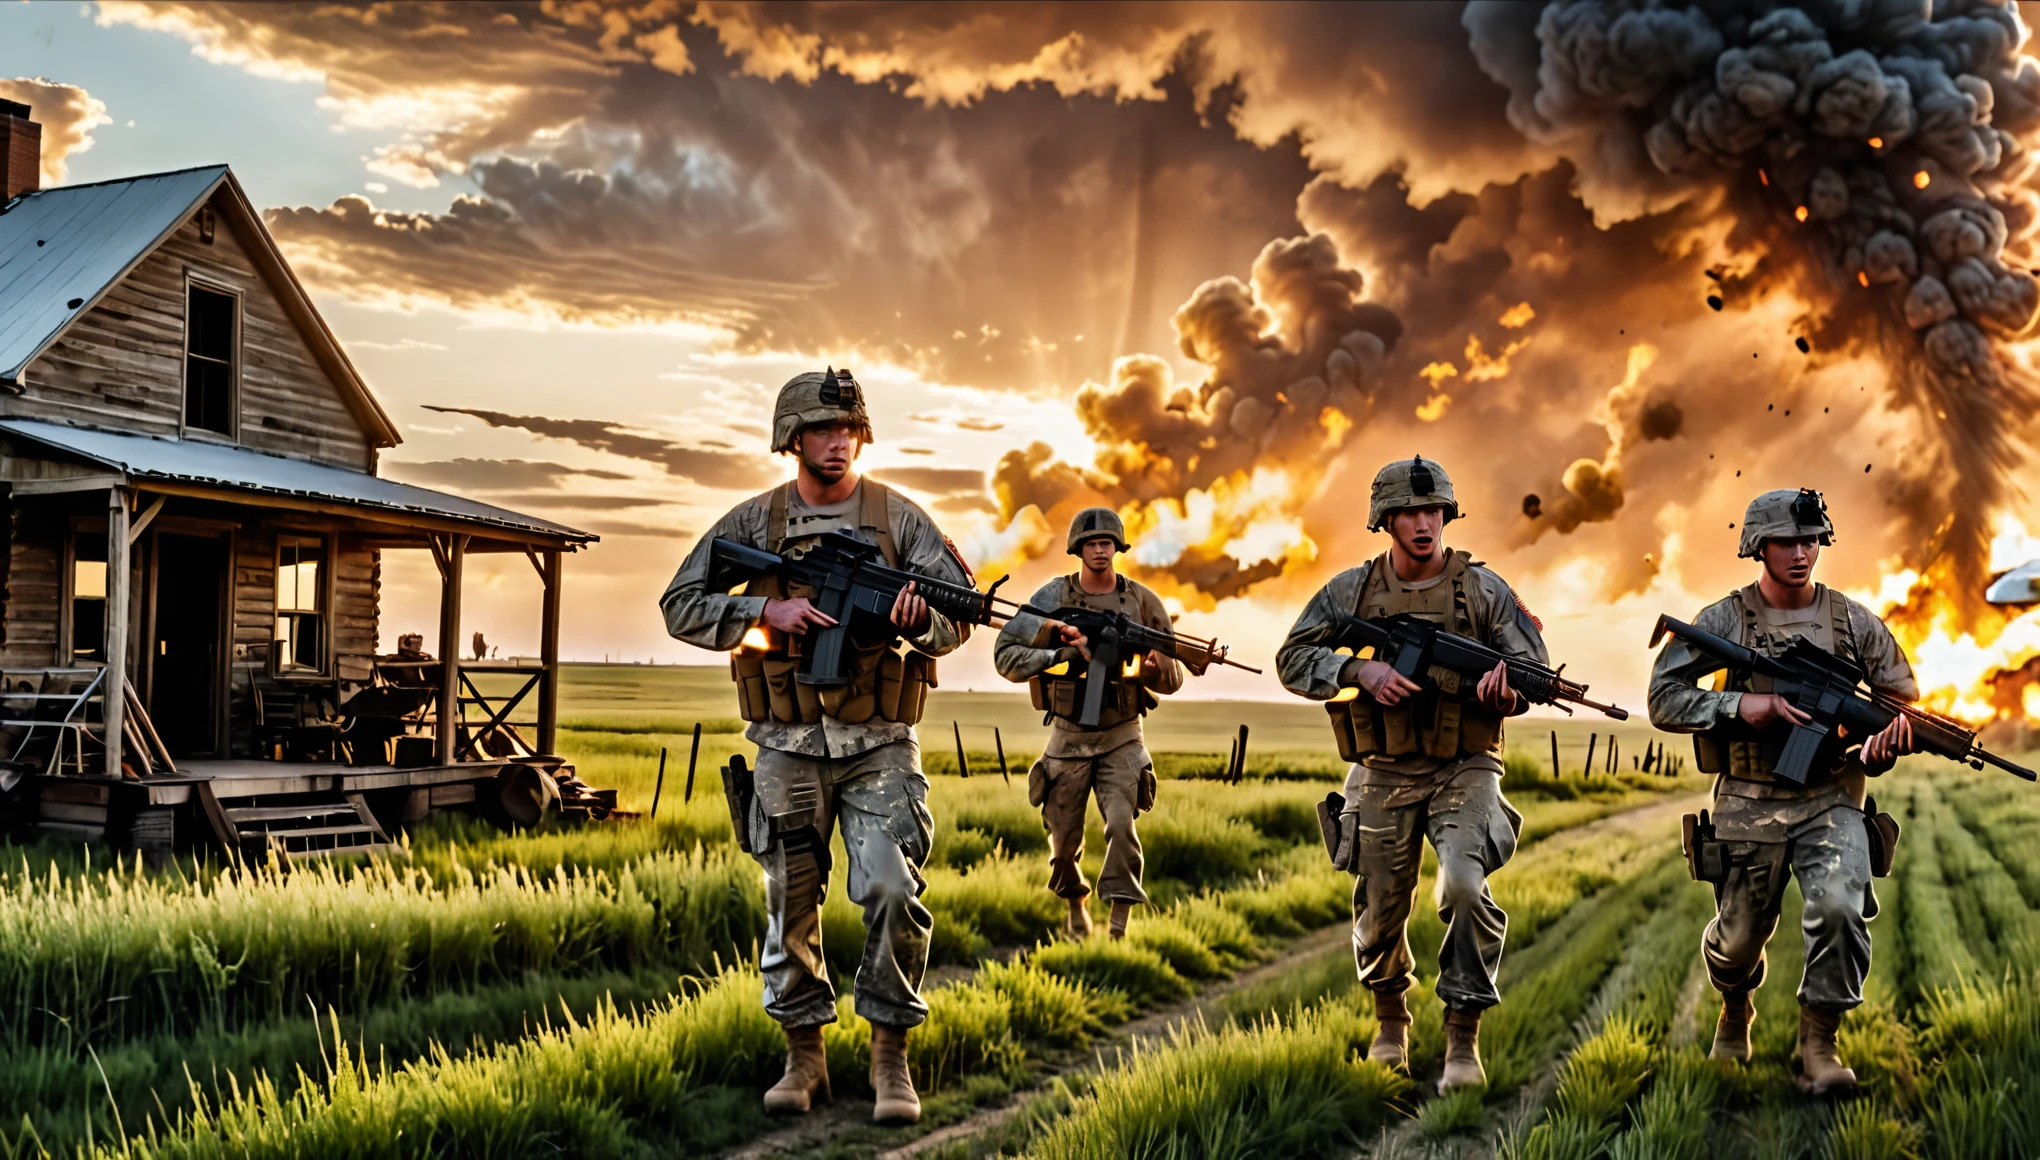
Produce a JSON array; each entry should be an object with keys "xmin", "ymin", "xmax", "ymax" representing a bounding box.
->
[
  {"xmin": 1682, "ymin": 809, "xmax": 1728, "ymax": 884},
  {"xmin": 1318, "ymin": 792, "xmax": 1359, "ymax": 872},
  {"xmin": 722, "ymin": 755, "xmax": 759, "ymax": 854},
  {"xmin": 1863, "ymin": 795, "xmax": 1900, "ymax": 878}
]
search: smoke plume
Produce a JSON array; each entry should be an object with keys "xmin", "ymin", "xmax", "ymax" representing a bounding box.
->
[
  {"xmin": 1464, "ymin": 0, "xmax": 2040, "ymax": 602},
  {"xmin": 994, "ymin": 232, "xmax": 1401, "ymax": 603}
]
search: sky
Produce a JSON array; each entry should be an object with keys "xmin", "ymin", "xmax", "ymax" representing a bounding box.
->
[{"xmin": 8, "ymin": 0, "xmax": 2040, "ymax": 710}]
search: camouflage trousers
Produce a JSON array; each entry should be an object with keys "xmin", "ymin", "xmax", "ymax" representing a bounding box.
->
[
  {"xmin": 1345, "ymin": 756, "xmax": 1523, "ymax": 1012},
  {"xmin": 1703, "ymin": 802, "xmax": 1875, "ymax": 1012},
  {"xmin": 750, "ymin": 740, "xmax": 934, "ymax": 1029},
  {"xmin": 1031, "ymin": 739, "xmax": 1156, "ymax": 906}
]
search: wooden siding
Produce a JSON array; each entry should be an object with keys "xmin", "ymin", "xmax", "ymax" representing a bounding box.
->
[
  {"xmin": 14, "ymin": 194, "xmax": 374, "ymax": 469},
  {"xmin": 0, "ymin": 498, "xmax": 57, "ymax": 668}
]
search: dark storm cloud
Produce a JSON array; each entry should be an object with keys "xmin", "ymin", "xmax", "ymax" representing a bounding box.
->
[
  {"xmin": 423, "ymin": 406, "xmax": 775, "ymax": 490},
  {"xmin": 384, "ymin": 458, "xmax": 632, "ymax": 491}
]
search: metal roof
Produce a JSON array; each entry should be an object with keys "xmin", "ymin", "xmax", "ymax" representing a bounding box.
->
[
  {"xmin": 0, "ymin": 166, "xmax": 228, "ymax": 383},
  {"xmin": 0, "ymin": 419, "xmax": 595, "ymax": 543}
]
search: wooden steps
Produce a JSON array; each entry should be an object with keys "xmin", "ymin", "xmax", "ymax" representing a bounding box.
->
[{"xmin": 225, "ymin": 790, "xmax": 388, "ymax": 861}]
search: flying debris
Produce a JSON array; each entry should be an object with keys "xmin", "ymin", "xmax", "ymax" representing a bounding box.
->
[
  {"xmin": 1522, "ymin": 493, "xmax": 1544, "ymax": 519},
  {"xmin": 1796, "ymin": 337, "xmax": 1811, "ymax": 354},
  {"xmin": 1706, "ymin": 294, "xmax": 1724, "ymax": 311}
]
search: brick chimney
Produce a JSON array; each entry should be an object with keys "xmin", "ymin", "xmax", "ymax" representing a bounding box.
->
[{"xmin": 1, "ymin": 101, "xmax": 41, "ymax": 203}]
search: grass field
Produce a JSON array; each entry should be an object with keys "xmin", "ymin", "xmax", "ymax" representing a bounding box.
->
[{"xmin": 13, "ymin": 662, "xmax": 2025, "ymax": 1159}]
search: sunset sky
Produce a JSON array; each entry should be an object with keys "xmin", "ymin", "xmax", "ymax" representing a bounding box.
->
[{"xmin": 9, "ymin": 1, "xmax": 2040, "ymax": 708}]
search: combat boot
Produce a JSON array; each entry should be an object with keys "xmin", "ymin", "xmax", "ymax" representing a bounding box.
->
[
  {"xmin": 1795, "ymin": 1004, "xmax": 1858, "ymax": 1094},
  {"xmin": 1710, "ymin": 990, "xmax": 1754, "ymax": 1062},
  {"xmin": 1066, "ymin": 896, "xmax": 1094, "ymax": 940},
  {"xmin": 1439, "ymin": 1007, "xmax": 1487, "ymax": 1093},
  {"xmin": 869, "ymin": 1022, "xmax": 922, "ymax": 1124},
  {"xmin": 762, "ymin": 1023, "xmax": 829, "ymax": 1115},
  {"xmin": 1109, "ymin": 900, "xmax": 1132, "ymax": 941},
  {"xmin": 1368, "ymin": 988, "xmax": 1410, "ymax": 1070}
]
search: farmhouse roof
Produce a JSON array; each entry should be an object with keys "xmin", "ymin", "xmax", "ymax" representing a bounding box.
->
[
  {"xmin": 0, "ymin": 164, "xmax": 402, "ymax": 447},
  {"xmin": 0, "ymin": 418, "xmax": 595, "ymax": 545}
]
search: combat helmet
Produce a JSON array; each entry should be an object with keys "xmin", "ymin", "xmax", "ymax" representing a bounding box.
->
[
  {"xmin": 1739, "ymin": 488, "xmax": 1833, "ymax": 558},
  {"xmin": 770, "ymin": 366, "xmax": 873, "ymax": 453},
  {"xmin": 1067, "ymin": 507, "xmax": 1129, "ymax": 554},
  {"xmin": 1368, "ymin": 456, "xmax": 1461, "ymax": 532}
]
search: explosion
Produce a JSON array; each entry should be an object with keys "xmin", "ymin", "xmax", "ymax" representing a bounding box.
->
[
  {"xmin": 1860, "ymin": 518, "xmax": 2040, "ymax": 726},
  {"xmin": 991, "ymin": 232, "xmax": 1399, "ymax": 605},
  {"xmin": 1469, "ymin": 0, "xmax": 2040, "ymax": 608}
]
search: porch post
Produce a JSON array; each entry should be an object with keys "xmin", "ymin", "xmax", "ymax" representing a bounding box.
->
[
  {"xmin": 538, "ymin": 547, "xmax": 561, "ymax": 756},
  {"xmin": 104, "ymin": 486, "xmax": 129, "ymax": 778},
  {"xmin": 436, "ymin": 533, "xmax": 468, "ymax": 766}
]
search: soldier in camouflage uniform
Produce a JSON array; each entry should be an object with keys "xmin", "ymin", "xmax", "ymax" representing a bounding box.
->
[
  {"xmin": 1648, "ymin": 488, "xmax": 1919, "ymax": 1094},
  {"xmin": 660, "ymin": 368, "xmax": 976, "ymax": 1124},
  {"xmin": 1277, "ymin": 457, "xmax": 1545, "ymax": 1093},
  {"xmin": 994, "ymin": 507, "xmax": 1216, "ymax": 942}
]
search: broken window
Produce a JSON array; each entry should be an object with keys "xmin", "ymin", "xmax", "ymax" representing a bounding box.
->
[
  {"xmin": 274, "ymin": 536, "xmax": 325, "ymax": 673},
  {"xmin": 185, "ymin": 283, "xmax": 236, "ymax": 436},
  {"xmin": 71, "ymin": 531, "xmax": 107, "ymax": 663}
]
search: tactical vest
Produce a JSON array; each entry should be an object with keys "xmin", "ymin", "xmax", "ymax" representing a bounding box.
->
[
  {"xmin": 1325, "ymin": 550, "xmax": 1506, "ymax": 762},
  {"xmin": 1027, "ymin": 574, "xmax": 1159, "ymax": 729},
  {"xmin": 1694, "ymin": 585, "xmax": 1858, "ymax": 783},
  {"xmin": 729, "ymin": 479, "xmax": 936, "ymax": 727}
]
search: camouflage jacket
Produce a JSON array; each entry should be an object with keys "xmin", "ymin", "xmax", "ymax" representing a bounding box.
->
[
  {"xmin": 995, "ymin": 573, "xmax": 1184, "ymax": 757},
  {"xmin": 1648, "ymin": 582, "xmax": 1916, "ymax": 828},
  {"xmin": 659, "ymin": 478, "xmax": 972, "ymax": 759},
  {"xmin": 1276, "ymin": 553, "xmax": 1547, "ymax": 780}
]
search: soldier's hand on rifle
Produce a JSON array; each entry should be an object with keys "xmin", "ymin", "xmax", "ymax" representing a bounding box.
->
[
  {"xmin": 1860, "ymin": 713, "xmax": 1917, "ymax": 773},
  {"xmin": 1346, "ymin": 658, "xmax": 1422, "ymax": 706},
  {"xmin": 1049, "ymin": 620, "xmax": 1091, "ymax": 662},
  {"xmin": 1476, "ymin": 660, "xmax": 1520, "ymax": 712},
  {"xmin": 891, "ymin": 582, "xmax": 932, "ymax": 633},
  {"xmin": 1737, "ymin": 692, "xmax": 1812, "ymax": 730},
  {"xmin": 763, "ymin": 596, "xmax": 839, "ymax": 635}
]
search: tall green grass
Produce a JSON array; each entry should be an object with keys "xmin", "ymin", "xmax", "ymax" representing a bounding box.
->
[
  {"xmin": 1024, "ymin": 1001, "xmax": 1410, "ymax": 1160},
  {"xmin": 0, "ymin": 845, "xmax": 763, "ymax": 1049}
]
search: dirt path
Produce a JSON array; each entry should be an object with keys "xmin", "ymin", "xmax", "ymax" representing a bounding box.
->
[
  {"xmin": 728, "ymin": 790, "xmax": 1707, "ymax": 1160},
  {"xmin": 1350, "ymin": 790, "xmax": 1708, "ymax": 1160}
]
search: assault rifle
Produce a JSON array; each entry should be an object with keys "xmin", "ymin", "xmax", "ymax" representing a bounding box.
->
[
  {"xmin": 1650, "ymin": 615, "xmax": 2036, "ymax": 784},
  {"xmin": 1328, "ymin": 613, "xmax": 1630, "ymax": 720},
  {"xmin": 708, "ymin": 530, "xmax": 1014, "ymax": 687},
  {"xmin": 1027, "ymin": 604, "xmax": 1262, "ymax": 727}
]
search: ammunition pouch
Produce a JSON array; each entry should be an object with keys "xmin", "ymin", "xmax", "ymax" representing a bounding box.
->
[
  {"xmin": 1863, "ymin": 795, "xmax": 1900, "ymax": 878},
  {"xmin": 732, "ymin": 643, "xmax": 934, "ymax": 726},
  {"xmin": 1318, "ymin": 791, "xmax": 1360, "ymax": 872},
  {"xmin": 1326, "ymin": 685, "xmax": 1503, "ymax": 763},
  {"xmin": 1681, "ymin": 809, "xmax": 1729, "ymax": 884},
  {"xmin": 1029, "ymin": 667, "xmax": 1152, "ymax": 729}
]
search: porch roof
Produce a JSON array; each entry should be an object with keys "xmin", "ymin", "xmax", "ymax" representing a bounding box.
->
[{"xmin": 0, "ymin": 419, "xmax": 596, "ymax": 544}]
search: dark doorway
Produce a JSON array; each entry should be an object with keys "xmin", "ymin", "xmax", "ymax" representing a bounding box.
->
[{"xmin": 151, "ymin": 533, "xmax": 227, "ymax": 757}]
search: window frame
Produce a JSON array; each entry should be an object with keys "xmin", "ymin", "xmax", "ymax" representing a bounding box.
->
[
  {"xmin": 180, "ymin": 274, "xmax": 242, "ymax": 442},
  {"xmin": 271, "ymin": 532, "xmax": 332, "ymax": 679},
  {"xmin": 61, "ymin": 519, "xmax": 111, "ymax": 667}
]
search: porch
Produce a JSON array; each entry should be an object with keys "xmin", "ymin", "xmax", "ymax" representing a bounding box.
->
[{"xmin": 0, "ymin": 419, "xmax": 604, "ymax": 855}]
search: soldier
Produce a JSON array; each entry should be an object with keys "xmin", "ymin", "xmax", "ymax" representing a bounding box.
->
[
  {"xmin": 993, "ymin": 508, "xmax": 1215, "ymax": 941},
  {"xmin": 1648, "ymin": 488, "xmax": 1918, "ymax": 1094},
  {"xmin": 659, "ymin": 367, "xmax": 976, "ymax": 1125},
  {"xmin": 1276, "ymin": 457, "xmax": 1543, "ymax": 1093}
]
